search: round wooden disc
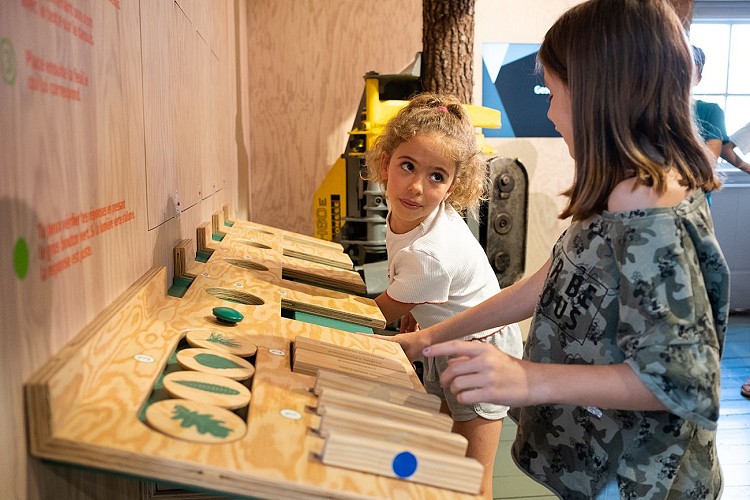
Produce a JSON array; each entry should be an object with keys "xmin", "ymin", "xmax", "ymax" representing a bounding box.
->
[
  {"xmin": 184, "ymin": 329, "xmax": 257, "ymax": 357},
  {"xmin": 163, "ymin": 371, "xmax": 251, "ymax": 410},
  {"xmin": 145, "ymin": 399, "xmax": 247, "ymax": 443},
  {"xmin": 177, "ymin": 348, "xmax": 255, "ymax": 381}
]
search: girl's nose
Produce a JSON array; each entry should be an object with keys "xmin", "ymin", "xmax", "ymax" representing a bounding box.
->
[{"xmin": 408, "ymin": 177, "xmax": 423, "ymax": 194}]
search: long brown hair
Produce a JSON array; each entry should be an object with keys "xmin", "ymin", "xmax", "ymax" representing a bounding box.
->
[{"xmin": 538, "ymin": 0, "xmax": 720, "ymax": 221}]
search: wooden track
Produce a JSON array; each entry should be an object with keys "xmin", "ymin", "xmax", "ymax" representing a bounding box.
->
[{"xmin": 25, "ymin": 215, "xmax": 483, "ymax": 499}]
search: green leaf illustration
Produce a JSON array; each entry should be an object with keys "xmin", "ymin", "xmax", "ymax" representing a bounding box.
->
[
  {"xmin": 206, "ymin": 332, "xmax": 241, "ymax": 348},
  {"xmin": 195, "ymin": 352, "xmax": 244, "ymax": 369},
  {"xmin": 172, "ymin": 404, "xmax": 233, "ymax": 438},
  {"xmin": 175, "ymin": 380, "xmax": 240, "ymax": 395}
]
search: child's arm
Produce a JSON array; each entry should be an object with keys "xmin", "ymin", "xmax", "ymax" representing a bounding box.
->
[
  {"xmin": 423, "ymin": 341, "xmax": 667, "ymax": 411},
  {"xmin": 388, "ymin": 258, "xmax": 551, "ymax": 360},
  {"xmin": 374, "ymin": 292, "xmax": 416, "ymax": 325}
]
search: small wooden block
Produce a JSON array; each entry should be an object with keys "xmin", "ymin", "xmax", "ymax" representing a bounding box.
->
[
  {"xmin": 282, "ymin": 262, "xmax": 367, "ymax": 296},
  {"xmin": 281, "ymin": 239, "xmax": 353, "ymax": 270},
  {"xmin": 163, "ymin": 371, "xmax": 251, "ymax": 410},
  {"xmin": 316, "ymin": 387, "xmax": 454, "ymax": 432},
  {"xmin": 318, "ymin": 406, "xmax": 468, "ymax": 456},
  {"xmin": 185, "ymin": 329, "xmax": 258, "ymax": 357},
  {"xmin": 173, "ymin": 239, "xmax": 195, "ymax": 278},
  {"xmin": 294, "ymin": 337, "xmax": 405, "ymax": 373},
  {"xmin": 314, "ymin": 370, "xmax": 441, "ymax": 413},
  {"xmin": 293, "ymin": 349, "xmax": 412, "ymax": 388},
  {"xmin": 320, "ymin": 431, "xmax": 483, "ymax": 495},
  {"xmin": 145, "ymin": 399, "xmax": 247, "ymax": 443},
  {"xmin": 283, "ymin": 233, "xmax": 344, "ymax": 252},
  {"xmin": 176, "ymin": 348, "xmax": 255, "ymax": 381}
]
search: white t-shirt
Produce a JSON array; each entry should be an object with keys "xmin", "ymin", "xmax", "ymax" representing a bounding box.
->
[{"xmin": 385, "ymin": 202, "xmax": 518, "ymax": 342}]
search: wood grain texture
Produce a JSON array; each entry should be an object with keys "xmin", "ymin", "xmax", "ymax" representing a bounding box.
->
[
  {"xmin": 246, "ymin": 0, "xmax": 422, "ymax": 234},
  {"xmin": 25, "ymin": 253, "xmax": 479, "ymax": 498}
]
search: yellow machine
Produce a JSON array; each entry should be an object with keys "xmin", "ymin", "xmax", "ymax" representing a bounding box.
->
[{"xmin": 313, "ymin": 71, "xmax": 501, "ymax": 268}]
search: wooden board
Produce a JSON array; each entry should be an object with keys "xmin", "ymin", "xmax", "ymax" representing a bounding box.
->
[{"xmin": 25, "ymin": 263, "xmax": 478, "ymax": 498}]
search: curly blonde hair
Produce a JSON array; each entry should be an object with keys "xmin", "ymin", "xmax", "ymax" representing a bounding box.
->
[{"xmin": 364, "ymin": 92, "xmax": 488, "ymax": 217}]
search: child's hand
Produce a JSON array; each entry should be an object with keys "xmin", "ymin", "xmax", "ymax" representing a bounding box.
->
[
  {"xmin": 423, "ymin": 340, "xmax": 531, "ymax": 407},
  {"xmin": 400, "ymin": 312, "xmax": 420, "ymax": 332},
  {"xmin": 367, "ymin": 332, "xmax": 425, "ymax": 361}
]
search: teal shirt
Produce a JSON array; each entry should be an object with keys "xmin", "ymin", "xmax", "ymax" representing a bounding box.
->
[
  {"xmin": 695, "ymin": 100, "xmax": 729, "ymax": 143},
  {"xmin": 510, "ymin": 191, "xmax": 730, "ymax": 499}
]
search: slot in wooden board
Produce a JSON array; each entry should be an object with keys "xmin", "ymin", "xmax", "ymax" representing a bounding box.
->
[
  {"xmin": 319, "ymin": 431, "xmax": 483, "ymax": 495},
  {"xmin": 317, "ymin": 405, "xmax": 468, "ymax": 456},
  {"xmin": 316, "ymin": 387, "xmax": 453, "ymax": 432},
  {"xmin": 282, "ymin": 240, "xmax": 353, "ymax": 270},
  {"xmin": 282, "ymin": 258, "xmax": 367, "ymax": 296},
  {"xmin": 282, "ymin": 295, "xmax": 382, "ymax": 329},
  {"xmin": 314, "ymin": 370, "xmax": 441, "ymax": 413}
]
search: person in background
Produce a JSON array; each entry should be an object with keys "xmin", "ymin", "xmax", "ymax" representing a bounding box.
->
[
  {"xmin": 721, "ymin": 138, "xmax": 750, "ymax": 174},
  {"xmin": 692, "ymin": 46, "xmax": 750, "ymax": 174},
  {"xmin": 394, "ymin": 1, "xmax": 730, "ymax": 498},
  {"xmin": 364, "ymin": 92, "xmax": 523, "ymax": 499}
]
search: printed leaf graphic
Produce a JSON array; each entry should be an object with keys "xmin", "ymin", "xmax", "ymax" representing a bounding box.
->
[
  {"xmin": 172, "ymin": 404, "xmax": 232, "ymax": 438},
  {"xmin": 175, "ymin": 380, "xmax": 240, "ymax": 395},
  {"xmin": 207, "ymin": 332, "xmax": 241, "ymax": 348},
  {"xmin": 195, "ymin": 352, "xmax": 244, "ymax": 369}
]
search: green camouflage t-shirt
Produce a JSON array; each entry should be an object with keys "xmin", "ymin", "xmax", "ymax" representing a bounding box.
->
[{"xmin": 510, "ymin": 191, "xmax": 730, "ymax": 499}]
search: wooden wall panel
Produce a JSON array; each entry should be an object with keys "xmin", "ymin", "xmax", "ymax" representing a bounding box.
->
[
  {"xmin": 1, "ymin": 0, "xmax": 241, "ymax": 498},
  {"xmin": 0, "ymin": 1, "xmax": 149, "ymax": 498},
  {"xmin": 246, "ymin": 0, "xmax": 422, "ymax": 234}
]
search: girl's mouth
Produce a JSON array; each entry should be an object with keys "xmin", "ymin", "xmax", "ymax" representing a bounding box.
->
[{"xmin": 399, "ymin": 198, "xmax": 421, "ymax": 209}]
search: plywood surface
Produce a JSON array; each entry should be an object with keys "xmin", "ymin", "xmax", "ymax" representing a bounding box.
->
[{"xmin": 25, "ymin": 262, "xmax": 478, "ymax": 498}]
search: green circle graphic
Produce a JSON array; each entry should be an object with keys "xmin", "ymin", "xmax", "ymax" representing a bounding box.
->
[
  {"xmin": 14, "ymin": 238, "xmax": 29, "ymax": 280},
  {"xmin": 1, "ymin": 38, "xmax": 17, "ymax": 86}
]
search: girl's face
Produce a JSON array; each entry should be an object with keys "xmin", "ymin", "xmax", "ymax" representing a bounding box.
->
[
  {"xmin": 380, "ymin": 133, "xmax": 456, "ymax": 234},
  {"xmin": 545, "ymin": 71, "xmax": 574, "ymax": 158}
]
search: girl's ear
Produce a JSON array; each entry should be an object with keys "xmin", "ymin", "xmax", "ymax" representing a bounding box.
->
[
  {"xmin": 380, "ymin": 153, "xmax": 390, "ymax": 179},
  {"xmin": 444, "ymin": 182, "xmax": 456, "ymax": 201}
]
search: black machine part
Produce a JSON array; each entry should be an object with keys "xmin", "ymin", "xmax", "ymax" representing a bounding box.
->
[{"xmin": 479, "ymin": 157, "xmax": 529, "ymax": 288}]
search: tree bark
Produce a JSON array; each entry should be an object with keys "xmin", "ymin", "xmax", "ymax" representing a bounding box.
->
[{"xmin": 421, "ymin": 0, "xmax": 475, "ymax": 103}]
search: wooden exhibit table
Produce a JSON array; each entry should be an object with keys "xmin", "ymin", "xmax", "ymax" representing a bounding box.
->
[{"xmin": 25, "ymin": 214, "xmax": 484, "ymax": 499}]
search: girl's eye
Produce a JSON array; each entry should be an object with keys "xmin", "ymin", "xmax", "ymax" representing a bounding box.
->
[
  {"xmin": 430, "ymin": 172, "xmax": 445, "ymax": 182},
  {"xmin": 400, "ymin": 161, "xmax": 415, "ymax": 172}
]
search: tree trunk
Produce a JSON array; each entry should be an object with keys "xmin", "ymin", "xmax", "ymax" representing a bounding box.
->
[{"xmin": 421, "ymin": 0, "xmax": 475, "ymax": 103}]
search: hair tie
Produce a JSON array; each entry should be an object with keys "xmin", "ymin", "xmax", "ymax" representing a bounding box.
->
[{"xmin": 436, "ymin": 105, "xmax": 448, "ymax": 113}]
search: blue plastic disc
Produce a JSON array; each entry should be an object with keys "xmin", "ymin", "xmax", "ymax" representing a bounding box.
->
[{"xmin": 392, "ymin": 451, "xmax": 418, "ymax": 478}]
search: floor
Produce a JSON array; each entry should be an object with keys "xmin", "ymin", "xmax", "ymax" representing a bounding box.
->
[{"xmin": 492, "ymin": 314, "xmax": 750, "ymax": 499}]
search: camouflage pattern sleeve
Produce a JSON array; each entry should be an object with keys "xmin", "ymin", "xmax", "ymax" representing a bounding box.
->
[{"xmin": 611, "ymin": 205, "xmax": 729, "ymax": 429}]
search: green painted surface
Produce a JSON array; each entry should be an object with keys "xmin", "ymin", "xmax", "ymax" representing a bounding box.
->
[
  {"xmin": 292, "ymin": 310, "xmax": 373, "ymax": 334},
  {"xmin": 1, "ymin": 38, "xmax": 16, "ymax": 85},
  {"xmin": 171, "ymin": 405, "xmax": 232, "ymax": 438},
  {"xmin": 174, "ymin": 380, "xmax": 240, "ymax": 396},
  {"xmin": 212, "ymin": 233, "xmax": 225, "ymax": 242},
  {"xmin": 195, "ymin": 249, "xmax": 213, "ymax": 262},
  {"xmin": 195, "ymin": 352, "xmax": 243, "ymax": 369},
  {"xmin": 167, "ymin": 275, "xmax": 193, "ymax": 297},
  {"xmin": 13, "ymin": 238, "xmax": 29, "ymax": 279}
]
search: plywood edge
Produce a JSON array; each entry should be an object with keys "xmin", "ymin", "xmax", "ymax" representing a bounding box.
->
[
  {"xmin": 24, "ymin": 266, "xmax": 169, "ymax": 455},
  {"xmin": 211, "ymin": 209, "xmax": 227, "ymax": 236}
]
